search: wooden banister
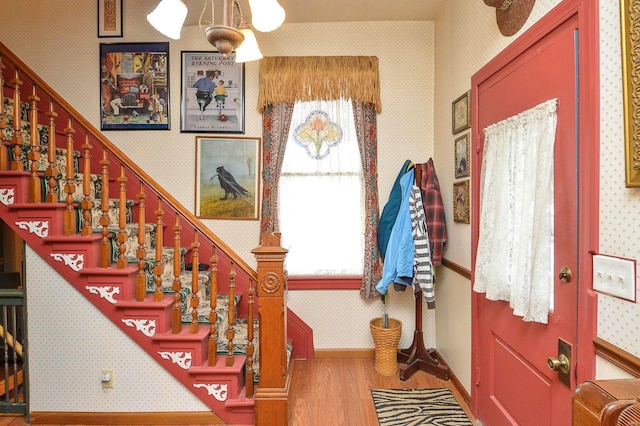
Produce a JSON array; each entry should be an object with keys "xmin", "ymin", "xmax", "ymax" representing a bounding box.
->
[
  {"xmin": 190, "ymin": 230, "xmax": 200, "ymax": 334},
  {"xmin": 45, "ymin": 100, "xmax": 58, "ymax": 203},
  {"xmin": 252, "ymin": 233, "xmax": 289, "ymax": 426},
  {"xmin": 10, "ymin": 68, "xmax": 23, "ymax": 172},
  {"xmin": 116, "ymin": 165, "xmax": 127, "ymax": 269},
  {"xmin": 208, "ymin": 248, "xmax": 218, "ymax": 366},
  {"xmin": 81, "ymin": 134, "xmax": 92, "ymax": 236},
  {"xmin": 99, "ymin": 150, "xmax": 111, "ymax": 268},
  {"xmin": 136, "ymin": 182, "xmax": 147, "ymax": 302},
  {"xmin": 226, "ymin": 262, "xmax": 236, "ymax": 367},
  {"xmin": 154, "ymin": 198, "xmax": 164, "ymax": 302},
  {"xmin": 27, "ymin": 84, "xmax": 40, "ymax": 203},
  {"xmin": 171, "ymin": 215, "xmax": 182, "ymax": 333},
  {"xmin": 63, "ymin": 118, "xmax": 76, "ymax": 236}
]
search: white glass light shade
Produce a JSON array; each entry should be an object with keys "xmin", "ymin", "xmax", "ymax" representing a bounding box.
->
[
  {"xmin": 235, "ymin": 28, "xmax": 263, "ymax": 63},
  {"xmin": 248, "ymin": 0, "xmax": 285, "ymax": 32},
  {"xmin": 147, "ymin": 0, "xmax": 188, "ymax": 40}
]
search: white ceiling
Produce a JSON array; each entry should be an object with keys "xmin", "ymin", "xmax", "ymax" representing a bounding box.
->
[{"xmin": 183, "ymin": 0, "xmax": 444, "ymax": 27}]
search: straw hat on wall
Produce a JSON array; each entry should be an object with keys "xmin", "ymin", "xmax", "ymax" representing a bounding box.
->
[{"xmin": 484, "ymin": 0, "xmax": 536, "ymax": 36}]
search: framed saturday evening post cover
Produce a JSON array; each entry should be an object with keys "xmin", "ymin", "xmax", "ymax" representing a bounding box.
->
[{"xmin": 181, "ymin": 51, "xmax": 245, "ymax": 133}]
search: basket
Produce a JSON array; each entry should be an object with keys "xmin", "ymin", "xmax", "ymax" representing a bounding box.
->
[{"xmin": 369, "ymin": 317, "xmax": 402, "ymax": 376}]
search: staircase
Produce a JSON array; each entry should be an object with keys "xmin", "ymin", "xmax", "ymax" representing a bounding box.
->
[{"xmin": 0, "ymin": 42, "xmax": 308, "ymax": 425}]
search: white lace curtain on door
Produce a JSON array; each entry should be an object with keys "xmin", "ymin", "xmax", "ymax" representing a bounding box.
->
[{"xmin": 473, "ymin": 99, "xmax": 558, "ymax": 324}]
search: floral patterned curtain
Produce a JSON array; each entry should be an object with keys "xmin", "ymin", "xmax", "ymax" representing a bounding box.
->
[
  {"xmin": 259, "ymin": 102, "xmax": 294, "ymax": 237},
  {"xmin": 353, "ymin": 101, "xmax": 382, "ymax": 298}
]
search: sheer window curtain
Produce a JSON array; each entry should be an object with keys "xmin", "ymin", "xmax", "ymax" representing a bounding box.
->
[
  {"xmin": 279, "ymin": 100, "xmax": 364, "ymax": 276},
  {"xmin": 473, "ymin": 99, "xmax": 558, "ymax": 324}
]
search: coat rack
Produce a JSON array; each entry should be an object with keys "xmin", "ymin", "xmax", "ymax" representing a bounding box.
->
[{"xmin": 396, "ymin": 163, "xmax": 451, "ymax": 381}]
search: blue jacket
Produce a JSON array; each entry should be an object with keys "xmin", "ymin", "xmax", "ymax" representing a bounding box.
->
[
  {"xmin": 376, "ymin": 169, "xmax": 415, "ymax": 295},
  {"xmin": 377, "ymin": 160, "xmax": 413, "ymax": 259}
]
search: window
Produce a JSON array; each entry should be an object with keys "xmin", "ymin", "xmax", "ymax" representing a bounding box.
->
[{"xmin": 278, "ymin": 99, "xmax": 364, "ymax": 276}]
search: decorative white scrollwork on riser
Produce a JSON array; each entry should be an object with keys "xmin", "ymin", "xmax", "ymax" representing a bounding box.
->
[
  {"xmin": 122, "ymin": 318, "xmax": 156, "ymax": 337},
  {"xmin": 50, "ymin": 252, "xmax": 84, "ymax": 271},
  {"xmin": 158, "ymin": 351, "xmax": 192, "ymax": 369},
  {"xmin": 193, "ymin": 383, "xmax": 228, "ymax": 402},
  {"xmin": 86, "ymin": 286, "xmax": 120, "ymax": 304},
  {"xmin": 15, "ymin": 220, "xmax": 49, "ymax": 238}
]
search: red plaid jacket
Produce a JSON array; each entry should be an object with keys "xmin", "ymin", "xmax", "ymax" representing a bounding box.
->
[{"xmin": 418, "ymin": 159, "xmax": 447, "ymax": 265}]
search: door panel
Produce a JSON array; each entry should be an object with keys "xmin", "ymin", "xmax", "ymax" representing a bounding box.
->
[{"xmin": 472, "ymin": 15, "xmax": 578, "ymax": 426}]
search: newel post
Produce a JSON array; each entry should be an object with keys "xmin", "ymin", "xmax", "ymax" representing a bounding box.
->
[{"xmin": 252, "ymin": 232, "xmax": 289, "ymax": 426}]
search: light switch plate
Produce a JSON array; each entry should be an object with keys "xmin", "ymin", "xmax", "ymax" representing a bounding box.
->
[{"xmin": 592, "ymin": 254, "xmax": 636, "ymax": 302}]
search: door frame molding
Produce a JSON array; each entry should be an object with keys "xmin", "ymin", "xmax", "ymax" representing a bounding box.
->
[{"xmin": 470, "ymin": 0, "xmax": 599, "ymax": 416}]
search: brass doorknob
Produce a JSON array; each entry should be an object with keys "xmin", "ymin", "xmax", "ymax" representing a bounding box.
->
[
  {"xmin": 558, "ymin": 266, "xmax": 572, "ymax": 283},
  {"xmin": 547, "ymin": 354, "xmax": 570, "ymax": 374}
]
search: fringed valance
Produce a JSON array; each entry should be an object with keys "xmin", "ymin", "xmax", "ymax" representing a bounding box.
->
[{"xmin": 257, "ymin": 56, "xmax": 382, "ymax": 113}]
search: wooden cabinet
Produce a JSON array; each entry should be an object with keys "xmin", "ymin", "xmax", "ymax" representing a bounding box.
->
[{"xmin": 572, "ymin": 379, "xmax": 640, "ymax": 425}]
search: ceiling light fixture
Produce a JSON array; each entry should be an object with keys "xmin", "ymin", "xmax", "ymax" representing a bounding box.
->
[
  {"xmin": 147, "ymin": 0, "xmax": 188, "ymax": 40},
  {"xmin": 148, "ymin": 0, "xmax": 281, "ymax": 63}
]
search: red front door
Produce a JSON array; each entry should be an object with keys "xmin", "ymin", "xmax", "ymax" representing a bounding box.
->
[{"xmin": 471, "ymin": 12, "xmax": 581, "ymax": 426}]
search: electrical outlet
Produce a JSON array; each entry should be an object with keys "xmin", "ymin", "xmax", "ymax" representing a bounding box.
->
[{"xmin": 101, "ymin": 370, "xmax": 114, "ymax": 388}]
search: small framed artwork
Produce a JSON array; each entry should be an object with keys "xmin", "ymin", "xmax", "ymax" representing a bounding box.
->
[
  {"xmin": 181, "ymin": 51, "xmax": 245, "ymax": 133},
  {"xmin": 454, "ymin": 133, "xmax": 470, "ymax": 179},
  {"xmin": 452, "ymin": 90, "xmax": 471, "ymax": 134},
  {"xmin": 195, "ymin": 136, "xmax": 261, "ymax": 220},
  {"xmin": 98, "ymin": 0, "xmax": 123, "ymax": 38},
  {"xmin": 100, "ymin": 42, "xmax": 170, "ymax": 130},
  {"xmin": 621, "ymin": 0, "xmax": 640, "ymax": 187},
  {"xmin": 453, "ymin": 180, "xmax": 470, "ymax": 224}
]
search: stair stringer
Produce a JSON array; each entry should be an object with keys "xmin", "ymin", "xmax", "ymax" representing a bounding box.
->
[{"xmin": 0, "ymin": 173, "xmax": 255, "ymax": 425}]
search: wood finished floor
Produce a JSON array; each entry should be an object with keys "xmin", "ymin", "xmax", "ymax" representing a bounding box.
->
[{"xmin": 0, "ymin": 357, "xmax": 476, "ymax": 425}]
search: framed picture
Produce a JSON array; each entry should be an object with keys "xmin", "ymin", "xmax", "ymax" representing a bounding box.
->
[
  {"xmin": 98, "ymin": 0, "xmax": 123, "ymax": 38},
  {"xmin": 453, "ymin": 180, "xmax": 470, "ymax": 224},
  {"xmin": 181, "ymin": 51, "xmax": 245, "ymax": 133},
  {"xmin": 195, "ymin": 136, "xmax": 261, "ymax": 220},
  {"xmin": 454, "ymin": 133, "xmax": 470, "ymax": 179},
  {"xmin": 452, "ymin": 91, "xmax": 471, "ymax": 134},
  {"xmin": 100, "ymin": 42, "xmax": 170, "ymax": 130},
  {"xmin": 621, "ymin": 0, "xmax": 640, "ymax": 187}
]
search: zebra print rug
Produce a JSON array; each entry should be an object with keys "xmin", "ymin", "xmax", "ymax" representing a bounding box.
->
[{"xmin": 371, "ymin": 388, "xmax": 473, "ymax": 426}]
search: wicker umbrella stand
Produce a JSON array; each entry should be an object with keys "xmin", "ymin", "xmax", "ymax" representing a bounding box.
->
[{"xmin": 369, "ymin": 317, "xmax": 402, "ymax": 376}]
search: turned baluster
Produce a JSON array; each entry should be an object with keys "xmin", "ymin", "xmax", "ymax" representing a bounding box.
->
[
  {"xmin": 63, "ymin": 118, "xmax": 76, "ymax": 236},
  {"xmin": 27, "ymin": 85, "xmax": 41, "ymax": 203},
  {"xmin": 45, "ymin": 100, "xmax": 58, "ymax": 203},
  {"xmin": 208, "ymin": 247, "xmax": 218, "ymax": 366},
  {"xmin": 81, "ymin": 134, "xmax": 92, "ymax": 235},
  {"xmin": 245, "ymin": 278, "xmax": 255, "ymax": 396},
  {"xmin": 226, "ymin": 261, "xmax": 236, "ymax": 367},
  {"xmin": 0, "ymin": 56, "xmax": 8, "ymax": 170},
  {"xmin": 10, "ymin": 69, "xmax": 23, "ymax": 171},
  {"xmin": 116, "ymin": 165, "xmax": 127, "ymax": 269},
  {"xmin": 171, "ymin": 215, "xmax": 182, "ymax": 333},
  {"xmin": 135, "ymin": 182, "xmax": 147, "ymax": 302},
  {"xmin": 99, "ymin": 150, "xmax": 111, "ymax": 268},
  {"xmin": 190, "ymin": 230, "xmax": 200, "ymax": 334},
  {"xmin": 153, "ymin": 198, "xmax": 164, "ymax": 302}
]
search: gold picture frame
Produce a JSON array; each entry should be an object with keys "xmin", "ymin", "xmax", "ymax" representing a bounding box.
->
[
  {"xmin": 454, "ymin": 133, "xmax": 470, "ymax": 179},
  {"xmin": 453, "ymin": 180, "xmax": 470, "ymax": 224},
  {"xmin": 621, "ymin": 0, "xmax": 640, "ymax": 186},
  {"xmin": 452, "ymin": 91, "xmax": 471, "ymax": 135},
  {"xmin": 195, "ymin": 136, "xmax": 261, "ymax": 220}
]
